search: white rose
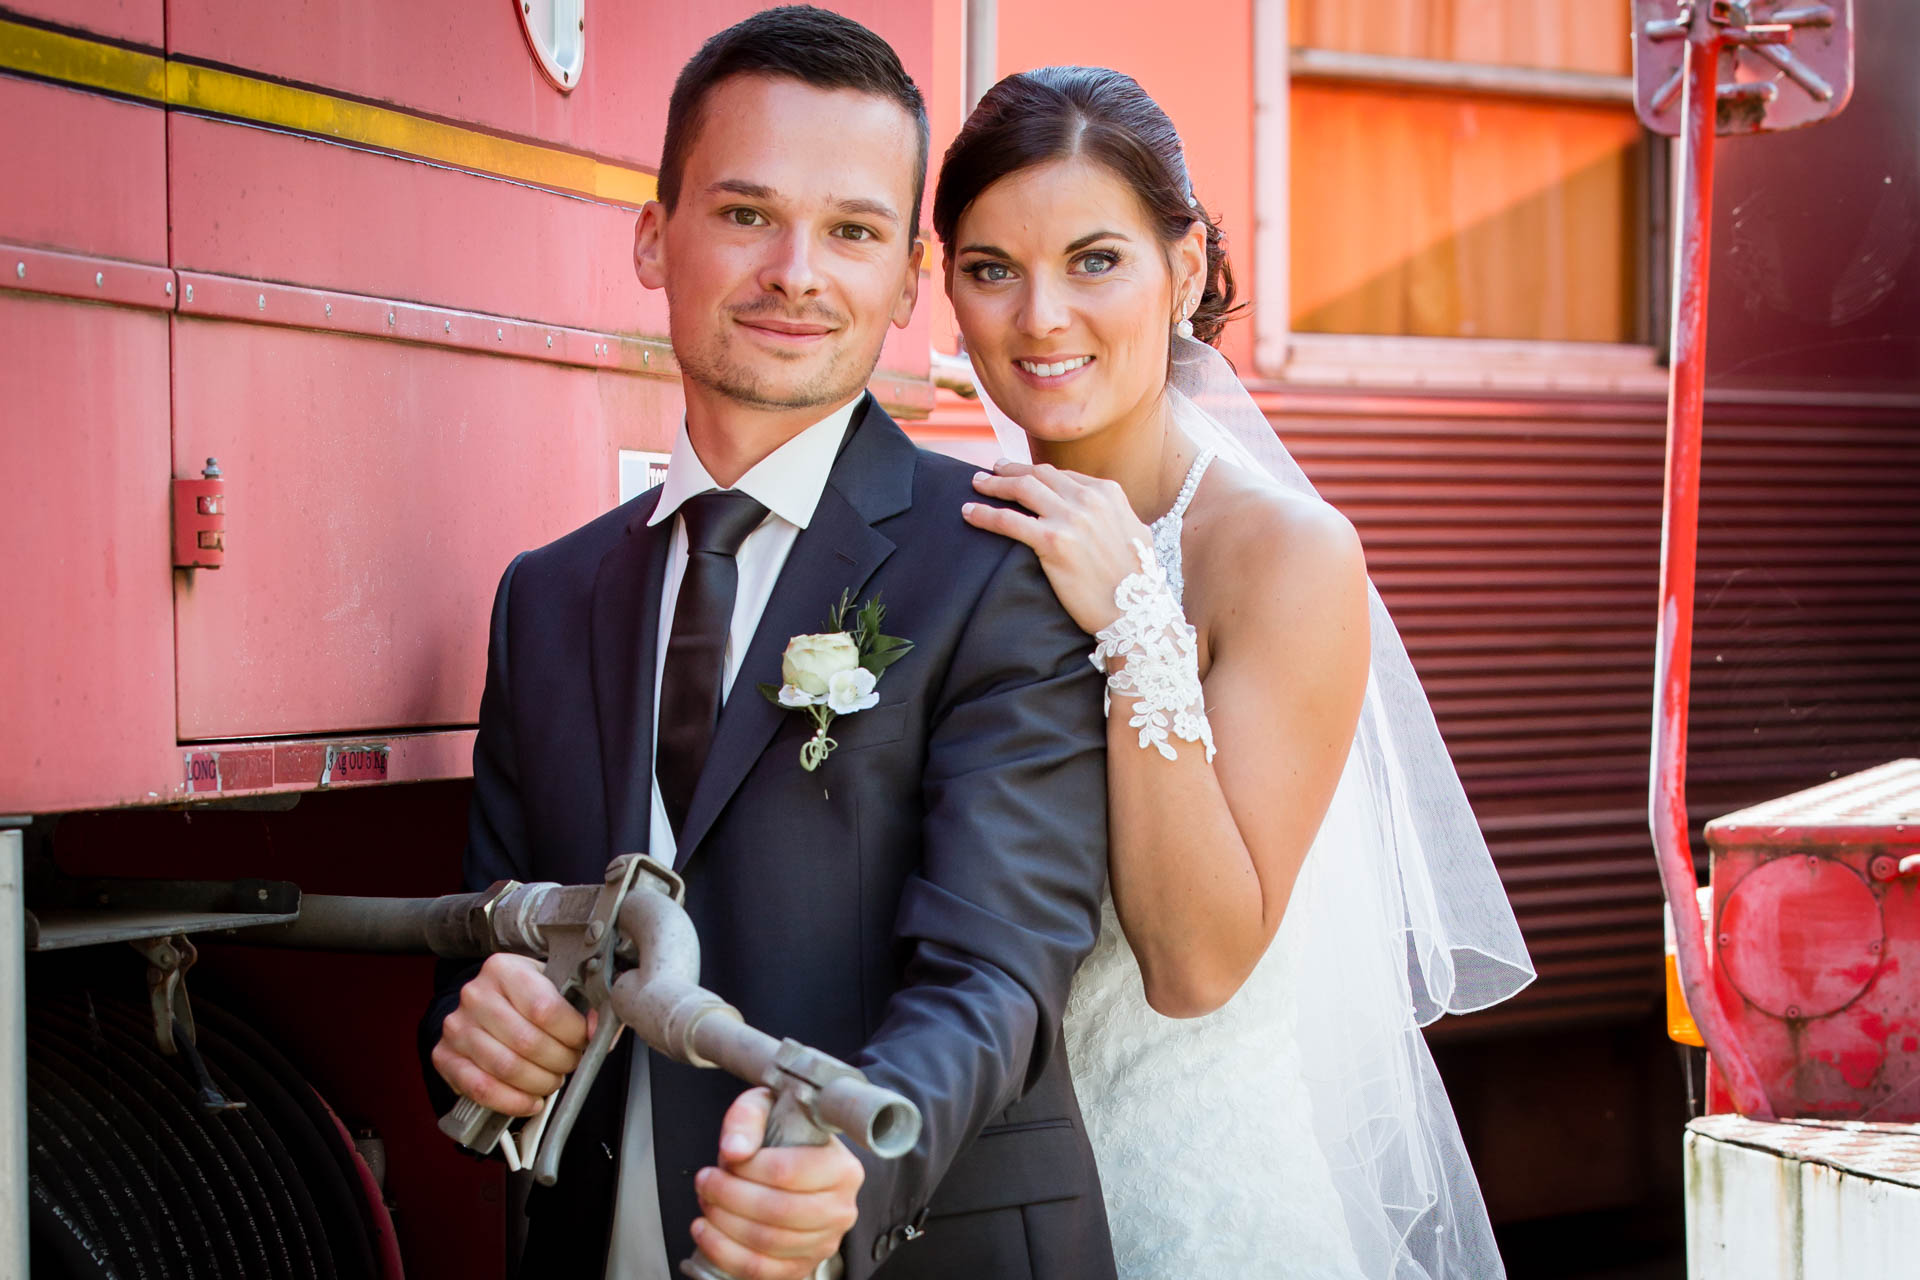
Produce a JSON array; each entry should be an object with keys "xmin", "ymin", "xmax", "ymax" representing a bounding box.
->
[
  {"xmin": 826, "ymin": 667, "xmax": 879, "ymax": 715},
  {"xmin": 781, "ymin": 632, "xmax": 861, "ymax": 697}
]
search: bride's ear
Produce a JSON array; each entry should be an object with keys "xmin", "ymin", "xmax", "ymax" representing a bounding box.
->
[{"xmin": 1174, "ymin": 220, "xmax": 1208, "ymax": 317}]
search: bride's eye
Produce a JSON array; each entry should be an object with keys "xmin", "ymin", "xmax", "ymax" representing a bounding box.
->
[
  {"xmin": 962, "ymin": 261, "xmax": 1014, "ymax": 283},
  {"xmin": 1076, "ymin": 250, "xmax": 1120, "ymax": 276}
]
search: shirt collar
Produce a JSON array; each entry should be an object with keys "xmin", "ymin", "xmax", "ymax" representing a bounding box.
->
[{"xmin": 648, "ymin": 396, "xmax": 861, "ymax": 531}]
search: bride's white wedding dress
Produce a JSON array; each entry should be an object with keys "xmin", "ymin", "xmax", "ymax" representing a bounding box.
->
[
  {"xmin": 1064, "ymin": 450, "xmax": 1504, "ymax": 1279},
  {"xmin": 980, "ymin": 336, "xmax": 1531, "ymax": 1278}
]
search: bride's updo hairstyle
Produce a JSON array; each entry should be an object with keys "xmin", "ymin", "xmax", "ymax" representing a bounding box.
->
[{"xmin": 933, "ymin": 66, "xmax": 1240, "ymax": 347}]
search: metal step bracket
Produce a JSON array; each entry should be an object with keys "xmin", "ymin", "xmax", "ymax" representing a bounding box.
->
[{"xmin": 1634, "ymin": 1, "xmax": 1855, "ymax": 136}]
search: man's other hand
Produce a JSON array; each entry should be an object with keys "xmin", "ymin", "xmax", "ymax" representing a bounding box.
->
[
  {"xmin": 431, "ymin": 953, "xmax": 589, "ymax": 1116},
  {"xmin": 690, "ymin": 1086, "xmax": 865, "ymax": 1280}
]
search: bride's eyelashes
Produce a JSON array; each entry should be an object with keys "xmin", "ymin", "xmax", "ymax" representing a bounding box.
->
[{"xmin": 956, "ymin": 249, "xmax": 1126, "ymax": 284}]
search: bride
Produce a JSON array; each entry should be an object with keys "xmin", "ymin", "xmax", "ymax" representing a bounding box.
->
[{"xmin": 935, "ymin": 67, "xmax": 1534, "ymax": 1277}]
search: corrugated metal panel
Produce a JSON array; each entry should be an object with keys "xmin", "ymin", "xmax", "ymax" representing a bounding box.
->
[{"xmin": 1267, "ymin": 388, "xmax": 1920, "ymax": 1030}]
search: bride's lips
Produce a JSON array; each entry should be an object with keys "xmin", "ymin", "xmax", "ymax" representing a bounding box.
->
[{"xmin": 1012, "ymin": 355, "xmax": 1095, "ymax": 389}]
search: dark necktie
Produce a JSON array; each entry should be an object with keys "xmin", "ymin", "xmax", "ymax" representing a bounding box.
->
[{"xmin": 657, "ymin": 489, "xmax": 768, "ymax": 838}]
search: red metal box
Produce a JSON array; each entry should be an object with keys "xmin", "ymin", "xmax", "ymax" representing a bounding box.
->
[{"xmin": 1706, "ymin": 759, "xmax": 1920, "ymax": 1119}]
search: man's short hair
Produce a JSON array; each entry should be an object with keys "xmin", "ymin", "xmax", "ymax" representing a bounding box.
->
[{"xmin": 658, "ymin": 5, "xmax": 930, "ymax": 235}]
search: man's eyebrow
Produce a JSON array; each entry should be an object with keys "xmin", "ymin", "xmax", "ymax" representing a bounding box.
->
[
  {"xmin": 834, "ymin": 197, "xmax": 900, "ymax": 225},
  {"xmin": 705, "ymin": 181, "xmax": 899, "ymax": 226},
  {"xmin": 708, "ymin": 179, "xmax": 777, "ymax": 201}
]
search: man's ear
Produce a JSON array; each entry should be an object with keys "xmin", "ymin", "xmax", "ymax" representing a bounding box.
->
[
  {"xmin": 634, "ymin": 201, "xmax": 667, "ymax": 291},
  {"xmin": 891, "ymin": 236, "xmax": 926, "ymax": 330}
]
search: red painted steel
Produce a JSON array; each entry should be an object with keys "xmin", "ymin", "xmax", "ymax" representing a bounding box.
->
[
  {"xmin": 173, "ymin": 269, "xmax": 673, "ymax": 375},
  {"xmin": 169, "ymin": 318, "xmax": 674, "ymax": 740},
  {"xmin": 0, "ymin": 75, "xmax": 165, "ymax": 263},
  {"xmin": 0, "ymin": 293, "xmax": 177, "ymax": 815},
  {"xmin": 2, "ymin": 242, "xmax": 175, "ymax": 310},
  {"xmin": 164, "ymin": 114, "xmax": 933, "ymax": 390},
  {"xmin": 171, "ymin": 464, "xmax": 226, "ymax": 569},
  {"xmin": 1706, "ymin": 761, "xmax": 1920, "ymax": 1118},
  {"xmin": 164, "ymin": 0, "xmax": 933, "ymax": 176},
  {"xmin": 166, "ymin": 112, "xmax": 659, "ymax": 341},
  {"xmin": 4, "ymin": 0, "xmax": 161, "ymax": 48},
  {"xmin": 1649, "ymin": 10, "xmax": 1775, "ymax": 1116}
]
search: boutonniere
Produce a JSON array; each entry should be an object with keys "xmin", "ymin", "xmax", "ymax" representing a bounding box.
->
[{"xmin": 760, "ymin": 590, "xmax": 913, "ymax": 771}]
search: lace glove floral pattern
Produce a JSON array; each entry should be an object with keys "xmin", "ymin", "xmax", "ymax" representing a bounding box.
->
[{"xmin": 1091, "ymin": 540, "xmax": 1216, "ymax": 762}]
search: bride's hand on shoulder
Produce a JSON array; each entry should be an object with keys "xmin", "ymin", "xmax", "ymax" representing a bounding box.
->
[{"xmin": 963, "ymin": 460, "xmax": 1149, "ymax": 635}]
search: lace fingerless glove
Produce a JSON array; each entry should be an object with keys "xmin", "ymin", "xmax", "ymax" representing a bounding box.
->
[{"xmin": 1090, "ymin": 541, "xmax": 1217, "ymax": 762}]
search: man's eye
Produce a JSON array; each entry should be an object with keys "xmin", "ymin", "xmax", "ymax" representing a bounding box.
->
[
  {"xmin": 727, "ymin": 208, "xmax": 766, "ymax": 227},
  {"xmin": 836, "ymin": 224, "xmax": 876, "ymax": 242}
]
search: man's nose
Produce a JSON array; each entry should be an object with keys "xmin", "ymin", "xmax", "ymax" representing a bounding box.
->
[{"xmin": 759, "ymin": 227, "xmax": 825, "ymax": 299}]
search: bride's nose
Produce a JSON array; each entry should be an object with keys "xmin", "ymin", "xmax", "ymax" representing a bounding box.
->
[{"xmin": 1014, "ymin": 275, "xmax": 1071, "ymax": 339}]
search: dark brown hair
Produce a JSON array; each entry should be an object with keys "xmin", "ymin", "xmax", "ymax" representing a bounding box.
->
[
  {"xmin": 933, "ymin": 66, "xmax": 1241, "ymax": 346},
  {"xmin": 659, "ymin": 6, "xmax": 930, "ymax": 232}
]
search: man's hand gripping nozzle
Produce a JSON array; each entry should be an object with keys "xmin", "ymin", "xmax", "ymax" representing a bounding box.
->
[{"xmin": 436, "ymin": 856, "xmax": 922, "ymax": 1243}]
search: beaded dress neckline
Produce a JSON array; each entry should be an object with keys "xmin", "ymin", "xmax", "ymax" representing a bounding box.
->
[{"xmin": 1147, "ymin": 448, "xmax": 1216, "ymax": 602}]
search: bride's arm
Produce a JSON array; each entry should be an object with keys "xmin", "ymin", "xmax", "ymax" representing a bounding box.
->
[
  {"xmin": 1108, "ymin": 493, "xmax": 1367, "ymax": 1016},
  {"xmin": 966, "ymin": 466, "xmax": 1370, "ymax": 1017}
]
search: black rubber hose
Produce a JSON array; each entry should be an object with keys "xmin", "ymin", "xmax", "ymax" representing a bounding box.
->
[
  {"xmin": 27, "ymin": 1059, "xmax": 172, "ymax": 1278},
  {"xmin": 191, "ymin": 1002, "xmax": 375, "ymax": 1280},
  {"xmin": 35, "ymin": 1001, "xmax": 249, "ymax": 1280},
  {"xmin": 241, "ymin": 892, "xmax": 490, "ymax": 956},
  {"xmin": 34, "ymin": 1036, "xmax": 214, "ymax": 1280},
  {"xmin": 92, "ymin": 1002, "xmax": 313, "ymax": 1280}
]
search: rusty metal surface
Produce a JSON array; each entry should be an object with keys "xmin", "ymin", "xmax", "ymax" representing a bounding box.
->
[
  {"xmin": 1704, "ymin": 761, "xmax": 1920, "ymax": 1118},
  {"xmin": 1690, "ymin": 1112, "xmax": 1920, "ymax": 1186},
  {"xmin": 1634, "ymin": 1, "xmax": 1855, "ymax": 136},
  {"xmin": 1644, "ymin": 0, "xmax": 1777, "ymax": 1115}
]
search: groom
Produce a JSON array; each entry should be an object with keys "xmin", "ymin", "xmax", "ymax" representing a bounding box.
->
[{"xmin": 419, "ymin": 8, "xmax": 1114, "ymax": 1279}]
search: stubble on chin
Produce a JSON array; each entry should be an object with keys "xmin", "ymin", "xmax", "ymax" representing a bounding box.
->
[{"xmin": 676, "ymin": 333, "xmax": 878, "ymax": 413}]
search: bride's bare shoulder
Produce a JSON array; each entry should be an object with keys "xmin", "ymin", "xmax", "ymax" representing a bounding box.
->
[{"xmin": 1186, "ymin": 465, "xmax": 1367, "ymax": 644}]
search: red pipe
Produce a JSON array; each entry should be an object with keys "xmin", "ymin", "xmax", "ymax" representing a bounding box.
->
[{"xmin": 1650, "ymin": 9, "xmax": 1775, "ymax": 1119}]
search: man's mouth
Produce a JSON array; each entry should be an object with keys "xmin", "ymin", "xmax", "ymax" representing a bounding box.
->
[
  {"xmin": 1015, "ymin": 355, "xmax": 1093, "ymax": 381},
  {"xmin": 737, "ymin": 317, "xmax": 837, "ymax": 339}
]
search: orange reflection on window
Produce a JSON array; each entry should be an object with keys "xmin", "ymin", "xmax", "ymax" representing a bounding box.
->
[
  {"xmin": 1290, "ymin": 84, "xmax": 1648, "ymax": 343},
  {"xmin": 1290, "ymin": 0, "xmax": 1632, "ymax": 76}
]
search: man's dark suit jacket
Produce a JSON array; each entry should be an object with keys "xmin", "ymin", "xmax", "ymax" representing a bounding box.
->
[{"xmin": 419, "ymin": 397, "xmax": 1116, "ymax": 1279}]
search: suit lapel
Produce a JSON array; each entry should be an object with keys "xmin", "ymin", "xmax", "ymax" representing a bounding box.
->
[
  {"xmin": 590, "ymin": 492, "xmax": 670, "ymax": 860},
  {"xmin": 672, "ymin": 399, "xmax": 918, "ymax": 867}
]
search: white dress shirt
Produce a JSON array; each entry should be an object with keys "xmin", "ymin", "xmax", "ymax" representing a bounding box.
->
[{"xmin": 605, "ymin": 395, "xmax": 860, "ymax": 1280}]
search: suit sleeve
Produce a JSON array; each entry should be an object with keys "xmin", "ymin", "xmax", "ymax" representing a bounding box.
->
[
  {"xmin": 843, "ymin": 539, "xmax": 1109, "ymax": 1275},
  {"xmin": 417, "ymin": 551, "xmax": 535, "ymax": 1117}
]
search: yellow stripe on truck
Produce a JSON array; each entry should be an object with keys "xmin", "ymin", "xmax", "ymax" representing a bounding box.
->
[{"xmin": 0, "ymin": 17, "xmax": 657, "ymax": 208}]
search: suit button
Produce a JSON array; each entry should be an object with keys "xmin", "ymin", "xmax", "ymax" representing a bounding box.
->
[{"xmin": 871, "ymin": 1232, "xmax": 895, "ymax": 1264}]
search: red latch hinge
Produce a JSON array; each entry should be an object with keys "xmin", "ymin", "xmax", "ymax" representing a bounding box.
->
[{"xmin": 172, "ymin": 458, "xmax": 226, "ymax": 569}]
